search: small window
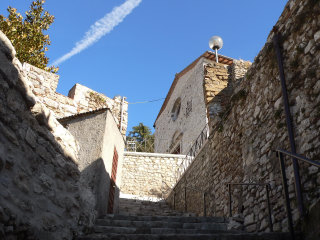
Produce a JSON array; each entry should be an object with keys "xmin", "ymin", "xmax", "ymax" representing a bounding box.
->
[
  {"xmin": 186, "ymin": 100, "xmax": 192, "ymax": 117},
  {"xmin": 171, "ymin": 98, "xmax": 181, "ymax": 121}
]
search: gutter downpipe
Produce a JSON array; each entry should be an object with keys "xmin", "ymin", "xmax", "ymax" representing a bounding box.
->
[{"xmin": 272, "ymin": 29, "xmax": 304, "ymax": 217}]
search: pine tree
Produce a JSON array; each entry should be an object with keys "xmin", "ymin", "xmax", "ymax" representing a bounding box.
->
[{"xmin": 127, "ymin": 123, "xmax": 154, "ymax": 152}]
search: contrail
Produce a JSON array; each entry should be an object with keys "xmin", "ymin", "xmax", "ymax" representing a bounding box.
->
[{"xmin": 52, "ymin": 0, "xmax": 142, "ymax": 66}]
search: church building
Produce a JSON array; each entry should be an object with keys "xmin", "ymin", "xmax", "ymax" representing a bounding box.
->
[{"xmin": 154, "ymin": 51, "xmax": 251, "ymax": 155}]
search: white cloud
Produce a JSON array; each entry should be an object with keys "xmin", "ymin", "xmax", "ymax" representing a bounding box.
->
[{"xmin": 52, "ymin": 0, "xmax": 142, "ymax": 66}]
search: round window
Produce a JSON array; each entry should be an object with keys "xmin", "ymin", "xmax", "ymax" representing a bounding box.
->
[{"xmin": 171, "ymin": 98, "xmax": 181, "ymax": 121}]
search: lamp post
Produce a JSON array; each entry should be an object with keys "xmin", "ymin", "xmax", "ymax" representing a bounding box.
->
[{"xmin": 209, "ymin": 36, "xmax": 223, "ymax": 63}]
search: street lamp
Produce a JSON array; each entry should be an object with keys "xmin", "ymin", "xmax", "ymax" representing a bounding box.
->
[{"xmin": 209, "ymin": 36, "xmax": 223, "ymax": 63}]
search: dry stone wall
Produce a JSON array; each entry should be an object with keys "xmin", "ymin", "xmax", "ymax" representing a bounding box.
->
[
  {"xmin": 120, "ymin": 152, "xmax": 185, "ymax": 199},
  {"xmin": 203, "ymin": 62, "xmax": 230, "ymax": 120},
  {"xmin": 167, "ymin": 0, "xmax": 320, "ymax": 234},
  {"xmin": 204, "ymin": 60, "xmax": 251, "ymax": 123},
  {"xmin": 23, "ymin": 63, "xmax": 128, "ymax": 135},
  {"xmin": 0, "ymin": 31, "xmax": 95, "ymax": 239},
  {"xmin": 203, "ymin": 62, "xmax": 229, "ymax": 104},
  {"xmin": 230, "ymin": 60, "xmax": 252, "ymax": 87}
]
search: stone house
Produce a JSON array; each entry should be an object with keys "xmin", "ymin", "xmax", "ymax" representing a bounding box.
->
[
  {"xmin": 58, "ymin": 108, "xmax": 125, "ymax": 216},
  {"xmin": 154, "ymin": 51, "xmax": 251, "ymax": 155},
  {"xmin": 22, "ymin": 62, "xmax": 129, "ymax": 136}
]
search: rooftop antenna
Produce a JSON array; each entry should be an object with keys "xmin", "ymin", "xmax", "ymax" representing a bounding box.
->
[{"xmin": 209, "ymin": 36, "xmax": 223, "ymax": 63}]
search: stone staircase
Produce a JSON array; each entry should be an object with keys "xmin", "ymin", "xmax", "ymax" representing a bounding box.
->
[
  {"xmin": 77, "ymin": 198, "xmax": 295, "ymax": 240},
  {"xmin": 118, "ymin": 197, "xmax": 185, "ymax": 216}
]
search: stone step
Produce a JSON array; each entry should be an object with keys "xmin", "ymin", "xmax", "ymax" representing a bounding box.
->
[
  {"xmin": 119, "ymin": 199, "xmax": 167, "ymax": 204},
  {"xmin": 103, "ymin": 214, "xmax": 226, "ymax": 223},
  {"xmin": 78, "ymin": 214, "xmax": 296, "ymax": 240},
  {"xmin": 119, "ymin": 204, "xmax": 173, "ymax": 209},
  {"xmin": 119, "ymin": 207, "xmax": 176, "ymax": 213},
  {"xmin": 78, "ymin": 232, "xmax": 293, "ymax": 240},
  {"xmin": 119, "ymin": 200, "xmax": 168, "ymax": 207},
  {"xmin": 118, "ymin": 212, "xmax": 185, "ymax": 217},
  {"xmin": 93, "ymin": 226, "xmax": 229, "ymax": 235},
  {"xmin": 118, "ymin": 198, "xmax": 179, "ymax": 216},
  {"xmin": 96, "ymin": 219, "xmax": 228, "ymax": 230},
  {"xmin": 118, "ymin": 210, "xmax": 183, "ymax": 216}
]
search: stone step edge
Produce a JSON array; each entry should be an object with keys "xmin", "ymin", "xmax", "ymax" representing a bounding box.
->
[
  {"xmin": 93, "ymin": 225, "xmax": 229, "ymax": 231},
  {"xmin": 104, "ymin": 214, "xmax": 224, "ymax": 220},
  {"xmin": 78, "ymin": 232, "xmax": 292, "ymax": 239},
  {"xmin": 101, "ymin": 217, "xmax": 227, "ymax": 223},
  {"xmin": 95, "ymin": 219, "xmax": 228, "ymax": 228}
]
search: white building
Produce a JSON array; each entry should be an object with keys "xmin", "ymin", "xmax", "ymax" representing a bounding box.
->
[{"xmin": 154, "ymin": 51, "xmax": 250, "ymax": 155}]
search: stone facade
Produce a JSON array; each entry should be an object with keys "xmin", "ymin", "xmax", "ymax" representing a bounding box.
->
[
  {"xmin": 0, "ymin": 31, "xmax": 95, "ymax": 239},
  {"xmin": 120, "ymin": 152, "xmax": 185, "ymax": 199},
  {"xmin": 154, "ymin": 56, "xmax": 221, "ymax": 155},
  {"xmin": 23, "ymin": 63, "xmax": 128, "ymax": 136},
  {"xmin": 167, "ymin": 0, "xmax": 320, "ymax": 234},
  {"xmin": 154, "ymin": 53, "xmax": 250, "ymax": 156},
  {"xmin": 59, "ymin": 109, "xmax": 125, "ymax": 216}
]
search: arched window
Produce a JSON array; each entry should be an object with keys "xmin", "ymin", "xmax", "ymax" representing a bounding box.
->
[
  {"xmin": 170, "ymin": 131, "xmax": 183, "ymax": 154},
  {"xmin": 171, "ymin": 98, "xmax": 181, "ymax": 121}
]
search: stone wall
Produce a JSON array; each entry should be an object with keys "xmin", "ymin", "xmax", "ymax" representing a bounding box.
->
[
  {"xmin": 23, "ymin": 63, "xmax": 128, "ymax": 135},
  {"xmin": 120, "ymin": 152, "xmax": 185, "ymax": 199},
  {"xmin": 230, "ymin": 59, "xmax": 252, "ymax": 87},
  {"xmin": 167, "ymin": 0, "xmax": 320, "ymax": 233},
  {"xmin": 203, "ymin": 62, "xmax": 230, "ymax": 121},
  {"xmin": 0, "ymin": 31, "xmax": 95, "ymax": 239},
  {"xmin": 204, "ymin": 60, "xmax": 251, "ymax": 124}
]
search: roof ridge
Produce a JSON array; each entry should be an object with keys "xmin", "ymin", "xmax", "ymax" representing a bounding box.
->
[{"xmin": 58, "ymin": 107, "xmax": 110, "ymax": 122}]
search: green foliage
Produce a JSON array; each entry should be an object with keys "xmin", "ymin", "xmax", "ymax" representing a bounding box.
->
[
  {"xmin": 0, "ymin": 0, "xmax": 58, "ymax": 73},
  {"xmin": 127, "ymin": 123, "xmax": 154, "ymax": 152},
  {"xmin": 89, "ymin": 91, "xmax": 106, "ymax": 105},
  {"xmin": 217, "ymin": 123, "xmax": 224, "ymax": 133}
]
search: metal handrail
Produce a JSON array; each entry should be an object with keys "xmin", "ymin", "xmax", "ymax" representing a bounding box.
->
[
  {"xmin": 276, "ymin": 149, "xmax": 320, "ymax": 240},
  {"xmin": 227, "ymin": 182, "xmax": 273, "ymax": 232},
  {"xmin": 277, "ymin": 149, "xmax": 320, "ymax": 167},
  {"xmin": 176, "ymin": 123, "xmax": 209, "ymax": 181},
  {"xmin": 173, "ymin": 185, "xmax": 209, "ymax": 216}
]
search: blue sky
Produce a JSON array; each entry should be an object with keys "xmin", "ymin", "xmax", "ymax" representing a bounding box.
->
[{"xmin": 0, "ymin": 0, "xmax": 287, "ymax": 134}]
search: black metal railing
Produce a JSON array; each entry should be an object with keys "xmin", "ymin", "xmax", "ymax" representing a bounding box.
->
[
  {"xmin": 173, "ymin": 185, "xmax": 209, "ymax": 216},
  {"xmin": 227, "ymin": 182, "xmax": 273, "ymax": 232},
  {"xmin": 276, "ymin": 149, "xmax": 320, "ymax": 240},
  {"xmin": 176, "ymin": 124, "xmax": 209, "ymax": 181}
]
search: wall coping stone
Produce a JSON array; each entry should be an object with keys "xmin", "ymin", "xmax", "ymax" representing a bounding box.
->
[
  {"xmin": 124, "ymin": 151, "xmax": 185, "ymax": 158},
  {"xmin": 120, "ymin": 193, "xmax": 165, "ymax": 202}
]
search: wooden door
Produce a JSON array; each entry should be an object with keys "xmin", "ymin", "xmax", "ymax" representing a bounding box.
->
[{"xmin": 107, "ymin": 147, "xmax": 118, "ymax": 213}]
